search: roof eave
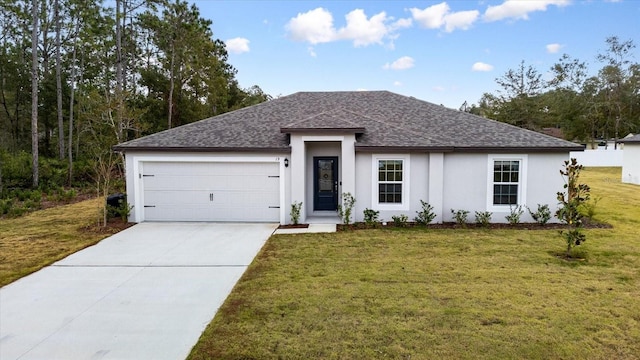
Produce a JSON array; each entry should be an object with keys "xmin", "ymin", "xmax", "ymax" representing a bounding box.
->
[
  {"xmin": 280, "ymin": 127, "xmax": 365, "ymax": 134},
  {"xmin": 355, "ymin": 145, "xmax": 453, "ymax": 152},
  {"xmin": 354, "ymin": 145, "xmax": 584, "ymax": 153},
  {"xmin": 112, "ymin": 145, "xmax": 291, "ymax": 153},
  {"xmin": 452, "ymin": 146, "xmax": 585, "ymax": 153}
]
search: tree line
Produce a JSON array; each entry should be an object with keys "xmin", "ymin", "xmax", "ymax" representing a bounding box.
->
[
  {"xmin": 469, "ymin": 36, "xmax": 639, "ymax": 148},
  {"xmin": 0, "ymin": 0, "xmax": 270, "ymax": 191}
]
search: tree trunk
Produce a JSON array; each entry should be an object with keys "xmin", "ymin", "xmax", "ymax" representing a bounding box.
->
[
  {"xmin": 168, "ymin": 46, "xmax": 175, "ymax": 129},
  {"xmin": 40, "ymin": 0, "xmax": 51, "ymax": 156},
  {"xmin": 68, "ymin": 16, "xmax": 79, "ymax": 185},
  {"xmin": 115, "ymin": 0, "xmax": 125, "ymax": 143},
  {"xmin": 31, "ymin": 0, "xmax": 39, "ymax": 188},
  {"xmin": 122, "ymin": 0, "xmax": 128, "ymax": 93},
  {"xmin": 55, "ymin": 0, "xmax": 64, "ymax": 159}
]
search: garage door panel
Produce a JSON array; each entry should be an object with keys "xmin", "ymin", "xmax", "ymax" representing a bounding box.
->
[
  {"xmin": 144, "ymin": 190, "xmax": 212, "ymax": 205},
  {"xmin": 144, "ymin": 204, "xmax": 215, "ymax": 221},
  {"xmin": 142, "ymin": 161, "xmax": 280, "ymax": 222},
  {"xmin": 144, "ymin": 174, "xmax": 278, "ymax": 192},
  {"xmin": 144, "ymin": 162, "xmax": 276, "ymax": 176}
]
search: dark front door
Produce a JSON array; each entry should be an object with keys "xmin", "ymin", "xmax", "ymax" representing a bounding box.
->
[{"xmin": 314, "ymin": 157, "xmax": 338, "ymax": 211}]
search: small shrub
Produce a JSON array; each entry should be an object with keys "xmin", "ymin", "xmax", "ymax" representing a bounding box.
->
[
  {"xmin": 363, "ymin": 208, "xmax": 380, "ymax": 225},
  {"xmin": 106, "ymin": 195, "xmax": 133, "ymax": 222},
  {"xmin": 392, "ymin": 214, "xmax": 409, "ymax": 227},
  {"xmin": 337, "ymin": 192, "xmax": 356, "ymax": 225},
  {"xmin": 451, "ymin": 209, "xmax": 469, "ymax": 227},
  {"xmin": 0, "ymin": 198, "xmax": 13, "ymax": 215},
  {"xmin": 556, "ymin": 158, "xmax": 590, "ymax": 257},
  {"xmin": 290, "ymin": 201, "xmax": 303, "ymax": 225},
  {"xmin": 528, "ymin": 204, "xmax": 551, "ymax": 225},
  {"xmin": 474, "ymin": 211, "xmax": 492, "ymax": 227},
  {"xmin": 414, "ymin": 200, "xmax": 436, "ymax": 225},
  {"xmin": 23, "ymin": 199, "xmax": 41, "ymax": 210},
  {"xmin": 107, "ymin": 202, "xmax": 133, "ymax": 222},
  {"xmin": 8, "ymin": 206, "xmax": 28, "ymax": 218},
  {"xmin": 29, "ymin": 189, "xmax": 42, "ymax": 203},
  {"xmin": 13, "ymin": 189, "xmax": 28, "ymax": 201},
  {"xmin": 505, "ymin": 205, "xmax": 524, "ymax": 225},
  {"xmin": 61, "ymin": 188, "xmax": 77, "ymax": 202}
]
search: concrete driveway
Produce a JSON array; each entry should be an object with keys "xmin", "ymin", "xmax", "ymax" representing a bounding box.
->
[{"xmin": 0, "ymin": 222, "xmax": 277, "ymax": 360}]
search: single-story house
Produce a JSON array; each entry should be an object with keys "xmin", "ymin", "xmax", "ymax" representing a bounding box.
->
[
  {"xmin": 113, "ymin": 91, "xmax": 584, "ymax": 224},
  {"xmin": 621, "ymin": 134, "xmax": 640, "ymax": 185}
]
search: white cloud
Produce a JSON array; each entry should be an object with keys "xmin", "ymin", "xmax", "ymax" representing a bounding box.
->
[
  {"xmin": 484, "ymin": 0, "xmax": 570, "ymax": 22},
  {"xmin": 472, "ymin": 62, "xmax": 494, "ymax": 71},
  {"xmin": 410, "ymin": 2, "xmax": 479, "ymax": 32},
  {"xmin": 286, "ymin": 8, "xmax": 409, "ymax": 47},
  {"xmin": 338, "ymin": 9, "xmax": 388, "ymax": 47},
  {"xmin": 286, "ymin": 8, "xmax": 336, "ymax": 44},
  {"xmin": 433, "ymin": 85, "xmax": 446, "ymax": 92},
  {"xmin": 307, "ymin": 46, "xmax": 317, "ymax": 57},
  {"xmin": 226, "ymin": 37, "xmax": 250, "ymax": 54},
  {"xmin": 383, "ymin": 56, "xmax": 415, "ymax": 70},
  {"xmin": 392, "ymin": 17, "xmax": 413, "ymax": 30},
  {"xmin": 393, "ymin": 81, "xmax": 402, "ymax": 86},
  {"xmin": 410, "ymin": 2, "xmax": 449, "ymax": 29},
  {"xmin": 443, "ymin": 10, "xmax": 480, "ymax": 32},
  {"xmin": 546, "ymin": 43, "xmax": 563, "ymax": 53}
]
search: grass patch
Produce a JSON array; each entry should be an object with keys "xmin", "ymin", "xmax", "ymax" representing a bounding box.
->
[
  {"xmin": 0, "ymin": 197, "xmax": 127, "ymax": 287},
  {"xmin": 189, "ymin": 167, "xmax": 640, "ymax": 359}
]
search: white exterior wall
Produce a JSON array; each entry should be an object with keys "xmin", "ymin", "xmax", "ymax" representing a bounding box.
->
[
  {"xmin": 354, "ymin": 153, "xmax": 372, "ymax": 221},
  {"xmin": 289, "ymin": 134, "xmax": 356, "ymax": 223},
  {"xmin": 123, "ymin": 151, "xmax": 289, "ymax": 223},
  {"xmin": 526, "ymin": 153, "xmax": 568, "ymax": 220},
  {"xmin": 570, "ymin": 149, "xmax": 623, "ymax": 167},
  {"xmin": 443, "ymin": 152, "xmax": 568, "ymax": 223},
  {"xmin": 622, "ymin": 144, "xmax": 640, "ymax": 185},
  {"xmin": 442, "ymin": 153, "xmax": 487, "ymax": 221},
  {"xmin": 428, "ymin": 153, "xmax": 445, "ymax": 223},
  {"xmin": 353, "ymin": 153, "xmax": 428, "ymax": 223},
  {"xmin": 123, "ymin": 149, "xmax": 572, "ymax": 224}
]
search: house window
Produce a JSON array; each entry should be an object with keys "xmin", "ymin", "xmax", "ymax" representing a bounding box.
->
[
  {"xmin": 493, "ymin": 160, "xmax": 519, "ymax": 205},
  {"xmin": 372, "ymin": 155, "xmax": 410, "ymax": 210},
  {"xmin": 487, "ymin": 155, "xmax": 527, "ymax": 210},
  {"xmin": 378, "ymin": 160, "xmax": 403, "ymax": 203}
]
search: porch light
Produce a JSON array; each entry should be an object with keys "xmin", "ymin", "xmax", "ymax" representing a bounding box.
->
[{"xmin": 284, "ymin": 158, "xmax": 289, "ymax": 167}]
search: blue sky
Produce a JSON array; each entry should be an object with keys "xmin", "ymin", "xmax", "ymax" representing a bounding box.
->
[{"xmin": 190, "ymin": 0, "xmax": 639, "ymax": 109}]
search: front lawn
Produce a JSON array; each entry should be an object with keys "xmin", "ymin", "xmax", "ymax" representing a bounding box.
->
[
  {"xmin": 189, "ymin": 167, "xmax": 640, "ymax": 359},
  {"xmin": 0, "ymin": 197, "xmax": 128, "ymax": 287}
]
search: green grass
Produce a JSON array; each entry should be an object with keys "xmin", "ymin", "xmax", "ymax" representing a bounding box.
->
[
  {"xmin": 189, "ymin": 167, "xmax": 640, "ymax": 359},
  {"xmin": 0, "ymin": 197, "xmax": 123, "ymax": 287}
]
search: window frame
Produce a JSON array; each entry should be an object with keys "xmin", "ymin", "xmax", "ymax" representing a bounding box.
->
[
  {"xmin": 372, "ymin": 154, "xmax": 410, "ymax": 211},
  {"xmin": 486, "ymin": 154, "xmax": 527, "ymax": 212}
]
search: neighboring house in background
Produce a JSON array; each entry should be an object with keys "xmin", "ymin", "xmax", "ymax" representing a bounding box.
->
[
  {"xmin": 621, "ymin": 134, "xmax": 640, "ymax": 185},
  {"xmin": 113, "ymin": 91, "xmax": 583, "ymax": 224}
]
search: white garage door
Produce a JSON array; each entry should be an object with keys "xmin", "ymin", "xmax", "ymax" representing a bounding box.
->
[{"xmin": 141, "ymin": 162, "xmax": 280, "ymax": 222}]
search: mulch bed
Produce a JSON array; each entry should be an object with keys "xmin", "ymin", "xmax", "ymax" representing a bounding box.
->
[
  {"xmin": 277, "ymin": 224, "xmax": 310, "ymax": 229},
  {"xmin": 337, "ymin": 221, "xmax": 612, "ymax": 231},
  {"xmin": 82, "ymin": 217, "xmax": 135, "ymax": 235}
]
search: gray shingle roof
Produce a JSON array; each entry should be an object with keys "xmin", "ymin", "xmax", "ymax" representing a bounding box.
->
[
  {"xmin": 622, "ymin": 134, "xmax": 640, "ymax": 143},
  {"xmin": 113, "ymin": 91, "xmax": 583, "ymax": 153}
]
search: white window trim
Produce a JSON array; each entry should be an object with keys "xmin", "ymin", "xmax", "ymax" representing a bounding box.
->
[
  {"xmin": 486, "ymin": 154, "xmax": 527, "ymax": 212},
  {"xmin": 372, "ymin": 154, "xmax": 410, "ymax": 211}
]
